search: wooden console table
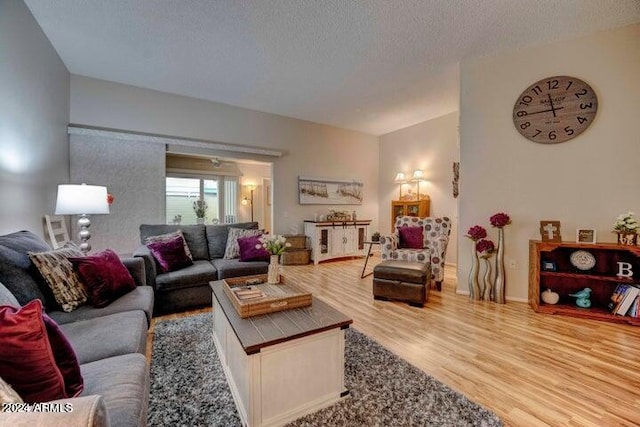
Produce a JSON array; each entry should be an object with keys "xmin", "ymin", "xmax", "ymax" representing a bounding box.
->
[
  {"xmin": 210, "ymin": 279, "xmax": 353, "ymax": 426},
  {"xmin": 304, "ymin": 220, "xmax": 371, "ymax": 265}
]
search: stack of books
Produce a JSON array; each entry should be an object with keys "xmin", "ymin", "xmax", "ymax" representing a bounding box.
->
[
  {"xmin": 232, "ymin": 286, "xmax": 266, "ymax": 301},
  {"xmin": 609, "ymin": 284, "xmax": 640, "ymax": 317}
]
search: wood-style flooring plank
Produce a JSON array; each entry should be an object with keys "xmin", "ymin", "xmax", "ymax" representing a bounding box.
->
[{"xmin": 150, "ymin": 255, "xmax": 640, "ymax": 427}]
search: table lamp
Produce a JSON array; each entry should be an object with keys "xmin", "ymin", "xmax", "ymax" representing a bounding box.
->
[{"xmin": 55, "ymin": 183, "xmax": 110, "ymax": 254}]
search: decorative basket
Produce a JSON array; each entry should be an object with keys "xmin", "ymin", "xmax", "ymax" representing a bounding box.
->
[{"xmin": 222, "ymin": 274, "xmax": 312, "ymax": 318}]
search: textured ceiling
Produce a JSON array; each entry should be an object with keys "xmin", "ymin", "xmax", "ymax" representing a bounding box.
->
[{"xmin": 24, "ymin": 0, "xmax": 640, "ymax": 135}]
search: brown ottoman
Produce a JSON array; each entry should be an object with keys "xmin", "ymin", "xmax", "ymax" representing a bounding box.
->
[{"xmin": 373, "ymin": 261, "xmax": 431, "ymax": 307}]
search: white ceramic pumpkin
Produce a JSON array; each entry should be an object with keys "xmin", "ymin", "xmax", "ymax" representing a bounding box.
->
[{"xmin": 541, "ymin": 288, "xmax": 560, "ymax": 305}]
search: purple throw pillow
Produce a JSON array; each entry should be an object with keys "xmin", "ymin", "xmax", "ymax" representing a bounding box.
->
[
  {"xmin": 69, "ymin": 249, "xmax": 137, "ymax": 308},
  {"xmin": 238, "ymin": 235, "xmax": 271, "ymax": 262},
  {"xmin": 0, "ymin": 300, "xmax": 83, "ymax": 403},
  {"xmin": 146, "ymin": 234, "xmax": 193, "ymax": 273},
  {"xmin": 398, "ymin": 226, "xmax": 424, "ymax": 249}
]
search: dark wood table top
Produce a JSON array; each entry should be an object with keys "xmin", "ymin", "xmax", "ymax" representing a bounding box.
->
[{"xmin": 210, "ymin": 280, "xmax": 353, "ymax": 355}]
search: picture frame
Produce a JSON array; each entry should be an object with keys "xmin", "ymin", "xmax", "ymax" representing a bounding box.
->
[
  {"xmin": 576, "ymin": 228, "xmax": 597, "ymax": 244},
  {"xmin": 539, "ymin": 220, "xmax": 562, "ymax": 242},
  {"xmin": 298, "ymin": 176, "xmax": 363, "ymax": 205},
  {"xmin": 541, "ymin": 260, "xmax": 557, "ymax": 271}
]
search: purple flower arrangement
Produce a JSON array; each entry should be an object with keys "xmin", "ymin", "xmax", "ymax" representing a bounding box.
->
[
  {"xmin": 476, "ymin": 239, "xmax": 495, "ymax": 258},
  {"xmin": 490, "ymin": 212, "xmax": 511, "ymax": 228},
  {"xmin": 466, "ymin": 225, "xmax": 487, "ymax": 241}
]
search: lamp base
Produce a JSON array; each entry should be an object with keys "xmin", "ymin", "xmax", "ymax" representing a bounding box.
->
[{"xmin": 77, "ymin": 214, "xmax": 92, "ymax": 254}]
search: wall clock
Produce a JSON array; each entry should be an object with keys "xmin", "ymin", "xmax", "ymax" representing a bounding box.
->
[{"xmin": 512, "ymin": 75, "xmax": 598, "ymax": 144}]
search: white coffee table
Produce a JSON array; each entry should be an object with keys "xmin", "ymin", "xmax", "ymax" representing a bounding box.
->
[{"xmin": 210, "ymin": 279, "xmax": 352, "ymax": 427}]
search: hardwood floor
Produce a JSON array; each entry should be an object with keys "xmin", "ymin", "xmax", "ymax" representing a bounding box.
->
[{"xmin": 150, "ymin": 255, "xmax": 640, "ymax": 427}]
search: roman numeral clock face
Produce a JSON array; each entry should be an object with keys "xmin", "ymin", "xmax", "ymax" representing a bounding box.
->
[{"xmin": 513, "ymin": 76, "xmax": 598, "ymax": 144}]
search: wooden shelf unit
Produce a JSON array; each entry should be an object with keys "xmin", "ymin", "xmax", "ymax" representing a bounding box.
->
[
  {"xmin": 529, "ymin": 240, "xmax": 640, "ymax": 326},
  {"xmin": 391, "ymin": 198, "xmax": 430, "ymax": 230}
]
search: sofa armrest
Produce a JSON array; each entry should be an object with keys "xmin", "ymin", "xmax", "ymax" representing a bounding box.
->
[
  {"xmin": 132, "ymin": 245, "xmax": 157, "ymax": 289},
  {"xmin": 0, "ymin": 395, "xmax": 110, "ymax": 427},
  {"xmin": 120, "ymin": 257, "xmax": 146, "ymax": 287}
]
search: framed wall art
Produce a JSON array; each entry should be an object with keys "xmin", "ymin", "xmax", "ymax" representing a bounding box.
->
[
  {"xmin": 298, "ymin": 176, "xmax": 363, "ymax": 205},
  {"xmin": 541, "ymin": 260, "xmax": 557, "ymax": 271},
  {"xmin": 540, "ymin": 220, "xmax": 562, "ymax": 242},
  {"xmin": 576, "ymin": 228, "xmax": 597, "ymax": 244}
]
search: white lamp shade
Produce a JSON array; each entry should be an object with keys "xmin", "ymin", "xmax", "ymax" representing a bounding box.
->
[
  {"xmin": 394, "ymin": 172, "xmax": 406, "ymax": 183},
  {"xmin": 55, "ymin": 184, "xmax": 110, "ymax": 215},
  {"xmin": 412, "ymin": 169, "xmax": 424, "ymax": 180}
]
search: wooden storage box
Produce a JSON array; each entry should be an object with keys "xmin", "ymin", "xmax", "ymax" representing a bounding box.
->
[
  {"xmin": 282, "ymin": 249, "xmax": 311, "ymax": 265},
  {"xmin": 283, "ymin": 234, "xmax": 307, "ymax": 249},
  {"xmin": 222, "ymin": 274, "xmax": 312, "ymax": 318}
]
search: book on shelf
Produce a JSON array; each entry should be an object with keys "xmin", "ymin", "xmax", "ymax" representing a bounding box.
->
[
  {"xmin": 625, "ymin": 295, "xmax": 640, "ymax": 317},
  {"xmin": 614, "ymin": 285, "xmax": 640, "ymax": 316},
  {"xmin": 608, "ymin": 284, "xmax": 630, "ymax": 312}
]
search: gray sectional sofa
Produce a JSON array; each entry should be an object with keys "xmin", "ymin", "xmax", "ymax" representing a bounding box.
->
[
  {"xmin": 0, "ymin": 230, "xmax": 154, "ymax": 427},
  {"xmin": 133, "ymin": 222, "xmax": 269, "ymax": 314}
]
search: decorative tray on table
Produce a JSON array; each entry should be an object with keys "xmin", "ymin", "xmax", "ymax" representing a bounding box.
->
[{"xmin": 222, "ymin": 274, "xmax": 312, "ymax": 318}]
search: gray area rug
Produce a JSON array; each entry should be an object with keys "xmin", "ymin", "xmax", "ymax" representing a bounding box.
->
[{"xmin": 148, "ymin": 312, "xmax": 502, "ymax": 426}]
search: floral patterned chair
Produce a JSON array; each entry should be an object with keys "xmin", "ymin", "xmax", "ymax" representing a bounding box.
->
[{"xmin": 379, "ymin": 216, "xmax": 451, "ymax": 291}]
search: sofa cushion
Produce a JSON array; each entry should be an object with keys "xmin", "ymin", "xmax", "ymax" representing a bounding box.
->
[
  {"xmin": 0, "ymin": 281, "xmax": 20, "ymax": 307},
  {"xmin": 0, "ymin": 300, "xmax": 83, "ymax": 403},
  {"xmin": 223, "ymin": 227, "xmax": 263, "ymax": 259},
  {"xmin": 144, "ymin": 230, "xmax": 193, "ymax": 260},
  {"xmin": 139, "ymin": 225, "xmax": 208, "ymax": 260},
  {"xmin": 154, "ymin": 260, "xmax": 217, "ymax": 292},
  {"xmin": 238, "ymin": 235, "xmax": 271, "ymax": 261},
  {"xmin": 211, "ymin": 258, "xmax": 269, "ymax": 279},
  {"xmin": 60, "ymin": 311, "xmax": 147, "ymax": 365},
  {"xmin": 28, "ymin": 245, "xmax": 88, "ymax": 312},
  {"xmin": 80, "ymin": 353, "xmax": 149, "ymax": 427},
  {"xmin": 70, "ymin": 249, "xmax": 137, "ymax": 308},
  {"xmin": 48, "ymin": 286, "xmax": 154, "ymax": 327},
  {"xmin": 147, "ymin": 235, "xmax": 193, "ymax": 273},
  {"xmin": 205, "ymin": 222, "xmax": 259, "ymax": 259},
  {"xmin": 0, "ymin": 230, "xmax": 57, "ymax": 308}
]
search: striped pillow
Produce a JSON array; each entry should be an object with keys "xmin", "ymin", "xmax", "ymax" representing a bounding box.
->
[
  {"xmin": 223, "ymin": 228, "xmax": 263, "ymax": 259},
  {"xmin": 28, "ymin": 245, "xmax": 87, "ymax": 312}
]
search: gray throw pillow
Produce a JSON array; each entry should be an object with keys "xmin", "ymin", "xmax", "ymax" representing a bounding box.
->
[{"xmin": 0, "ymin": 230, "xmax": 57, "ymax": 308}]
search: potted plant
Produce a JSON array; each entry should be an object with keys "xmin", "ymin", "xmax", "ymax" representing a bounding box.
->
[
  {"xmin": 193, "ymin": 199, "xmax": 207, "ymax": 224},
  {"xmin": 371, "ymin": 232, "xmax": 380, "ymax": 242},
  {"xmin": 613, "ymin": 211, "xmax": 638, "ymax": 246}
]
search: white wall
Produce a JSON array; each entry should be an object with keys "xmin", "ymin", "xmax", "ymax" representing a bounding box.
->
[
  {"xmin": 70, "ymin": 133, "xmax": 166, "ymax": 253},
  {"xmin": 0, "ymin": 0, "xmax": 70, "ymax": 237},
  {"xmin": 70, "ymin": 76, "xmax": 379, "ymax": 237},
  {"xmin": 379, "ymin": 112, "xmax": 460, "ymax": 265},
  {"xmin": 459, "ymin": 24, "xmax": 640, "ymax": 301},
  {"xmin": 237, "ymin": 162, "xmax": 272, "ymax": 229}
]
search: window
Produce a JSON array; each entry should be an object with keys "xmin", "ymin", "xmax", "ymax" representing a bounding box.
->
[{"xmin": 166, "ymin": 176, "xmax": 238, "ymax": 224}]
